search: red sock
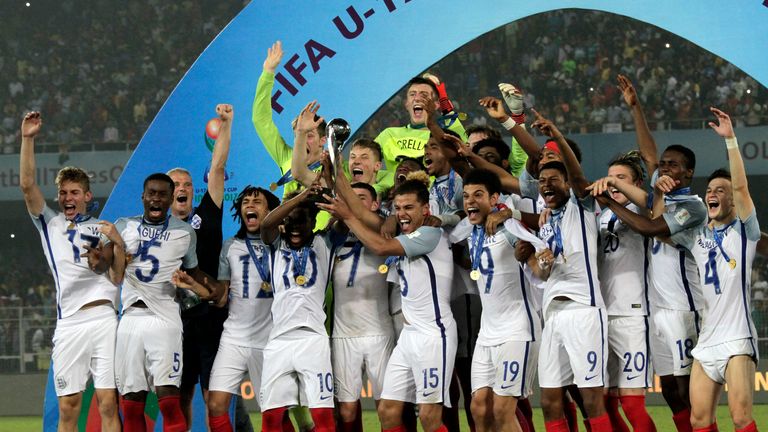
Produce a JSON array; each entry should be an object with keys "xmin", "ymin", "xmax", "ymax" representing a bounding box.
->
[
  {"xmin": 434, "ymin": 425, "xmax": 448, "ymax": 432},
  {"xmin": 620, "ymin": 395, "xmax": 657, "ymax": 432},
  {"xmin": 382, "ymin": 425, "xmax": 406, "ymax": 432},
  {"xmin": 354, "ymin": 402, "xmax": 364, "ymax": 432},
  {"xmin": 309, "ymin": 408, "xmax": 335, "ymax": 432},
  {"xmin": 736, "ymin": 421, "xmax": 758, "ymax": 432},
  {"xmin": 282, "ymin": 409, "xmax": 296, "ymax": 432},
  {"xmin": 518, "ymin": 398, "xmax": 535, "ymax": 432},
  {"xmin": 545, "ymin": 418, "xmax": 570, "ymax": 432},
  {"xmin": 588, "ymin": 413, "xmax": 612, "ymax": 432},
  {"xmin": 564, "ymin": 401, "xmax": 579, "ymax": 432},
  {"xmin": 605, "ymin": 395, "xmax": 630, "ymax": 432},
  {"xmin": 263, "ymin": 407, "xmax": 288, "ymax": 432},
  {"xmin": 121, "ymin": 399, "xmax": 147, "ymax": 432},
  {"xmin": 157, "ymin": 396, "xmax": 187, "ymax": 432},
  {"xmin": 209, "ymin": 413, "xmax": 233, "ymax": 432},
  {"xmin": 672, "ymin": 409, "xmax": 694, "ymax": 432},
  {"xmin": 693, "ymin": 423, "xmax": 718, "ymax": 432}
]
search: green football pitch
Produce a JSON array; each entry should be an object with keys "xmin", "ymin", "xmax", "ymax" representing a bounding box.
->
[{"xmin": 1, "ymin": 405, "xmax": 765, "ymax": 431}]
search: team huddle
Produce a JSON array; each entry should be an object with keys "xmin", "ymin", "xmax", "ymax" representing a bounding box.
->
[{"xmin": 21, "ymin": 40, "xmax": 766, "ymax": 432}]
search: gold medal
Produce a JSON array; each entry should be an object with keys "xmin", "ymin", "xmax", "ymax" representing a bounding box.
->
[
  {"xmin": 67, "ymin": 222, "xmax": 75, "ymax": 230},
  {"xmin": 729, "ymin": 258, "xmax": 737, "ymax": 270},
  {"xmin": 261, "ymin": 281, "xmax": 272, "ymax": 292},
  {"xmin": 295, "ymin": 275, "xmax": 307, "ymax": 286},
  {"xmin": 378, "ymin": 264, "xmax": 389, "ymax": 274},
  {"xmin": 269, "ymin": 182, "xmax": 278, "ymax": 191},
  {"xmin": 470, "ymin": 270, "xmax": 480, "ymax": 281}
]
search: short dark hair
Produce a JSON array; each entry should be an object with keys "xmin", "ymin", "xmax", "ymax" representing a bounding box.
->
[
  {"xmin": 351, "ymin": 182, "xmax": 378, "ymax": 202},
  {"xmin": 539, "ymin": 161, "xmax": 568, "ymax": 181},
  {"xmin": 707, "ymin": 168, "xmax": 731, "ymax": 184},
  {"xmin": 472, "ymin": 138, "xmax": 511, "ymax": 162},
  {"xmin": 465, "ymin": 125, "xmax": 501, "ymax": 140},
  {"xmin": 393, "ymin": 178, "xmax": 430, "ymax": 205},
  {"xmin": 284, "ymin": 190, "xmax": 321, "ymax": 220},
  {"xmin": 395, "ymin": 156, "xmax": 425, "ymax": 171},
  {"xmin": 464, "ymin": 168, "xmax": 502, "ymax": 196},
  {"xmin": 351, "ymin": 138, "xmax": 383, "ymax": 162},
  {"xmin": 143, "ymin": 173, "xmax": 175, "ymax": 193},
  {"xmin": 664, "ymin": 144, "xmax": 696, "ymax": 171},
  {"xmin": 232, "ymin": 186, "xmax": 280, "ymax": 239},
  {"xmin": 406, "ymin": 76, "xmax": 439, "ymax": 99}
]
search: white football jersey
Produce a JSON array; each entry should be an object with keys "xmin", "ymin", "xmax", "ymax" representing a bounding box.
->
[
  {"xmin": 672, "ymin": 211, "xmax": 760, "ymax": 348},
  {"xmin": 218, "ymin": 235, "xmax": 274, "ymax": 349},
  {"xmin": 429, "ymin": 170, "xmax": 464, "ymax": 216},
  {"xmin": 116, "ymin": 215, "xmax": 197, "ymax": 328},
  {"xmin": 269, "ymin": 232, "xmax": 341, "ymax": 340},
  {"xmin": 31, "ymin": 206, "xmax": 118, "ymax": 319},
  {"xmin": 332, "ymin": 234, "xmax": 394, "ymax": 338},
  {"xmin": 647, "ymin": 185, "xmax": 706, "ymax": 312},
  {"xmin": 538, "ymin": 192, "xmax": 604, "ymax": 318},
  {"xmin": 387, "ymin": 226, "xmax": 456, "ymax": 336},
  {"xmin": 467, "ymin": 222, "xmax": 541, "ymax": 346},
  {"xmin": 598, "ymin": 204, "xmax": 648, "ymax": 316}
]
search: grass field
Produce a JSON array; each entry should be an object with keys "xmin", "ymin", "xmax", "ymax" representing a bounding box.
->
[{"xmin": 1, "ymin": 405, "xmax": 765, "ymax": 431}]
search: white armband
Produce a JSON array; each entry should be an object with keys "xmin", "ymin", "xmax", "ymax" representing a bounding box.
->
[
  {"xmin": 500, "ymin": 117, "xmax": 517, "ymax": 131},
  {"xmin": 725, "ymin": 136, "xmax": 738, "ymax": 150}
]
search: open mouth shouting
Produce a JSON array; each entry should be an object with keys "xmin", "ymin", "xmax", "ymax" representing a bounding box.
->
[
  {"xmin": 398, "ymin": 218, "xmax": 412, "ymax": 233},
  {"xmin": 707, "ymin": 198, "xmax": 720, "ymax": 213},
  {"xmin": 412, "ymin": 102, "xmax": 425, "ymax": 121},
  {"xmin": 466, "ymin": 206, "xmax": 481, "ymax": 222},
  {"xmin": 351, "ymin": 167, "xmax": 365, "ymax": 182},
  {"xmin": 176, "ymin": 194, "xmax": 189, "ymax": 206},
  {"xmin": 541, "ymin": 189, "xmax": 558, "ymax": 206},
  {"xmin": 148, "ymin": 204, "xmax": 165, "ymax": 220}
]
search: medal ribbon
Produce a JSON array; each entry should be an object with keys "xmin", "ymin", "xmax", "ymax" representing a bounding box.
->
[
  {"xmin": 606, "ymin": 211, "xmax": 619, "ymax": 238},
  {"xmin": 713, "ymin": 219, "xmax": 737, "ymax": 267},
  {"xmin": 383, "ymin": 255, "xmax": 399, "ymax": 271},
  {"xmin": 290, "ymin": 246, "xmax": 310, "ymax": 280},
  {"xmin": 549, "ymin": 207, "xmax": 565, "ymax": 258},
  {"xmin": 245, "ymin": 237, "xmax": 270, "ymax": 284},
  {"xmin": 470, "ymin": 225, "xmax": 485, "ymax": 272}
]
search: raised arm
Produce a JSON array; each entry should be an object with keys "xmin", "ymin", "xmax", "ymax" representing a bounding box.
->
[
  {"xmin": 19, "ymin": 112, "xmax": 45, "ymax": 216},
  {"xmin": 618, "ymin": 74, "xmax": 658, "ymax": 174},
  {"xmin": 291, "ymin": 101, "xmax": 324, "ymax": 188},
  {"xmin": 260, "ymin": 183, "xmax": 316, "ymax": 244},
  {"xmin": 588, "ymin": 176, "xmax": 648, "ymax": 209},
  {"xmin": 479, "ymin": 96, "xmax": 540, "ymax": 160},
  {"xmin": 457, "ymin": 145, "xmax": 521, "ymax": 194},
  {"xmin": 326, "ymin": 195, "xmax": 405, "ymax": 256},
  {"xmin": 208, "ymin": 104, "xmax": 233, "ymax": 207},
  {"xmin": 252, "ymin": 40, "xmax": 293, "ymax": 167},
  {"xmin": 709, "ymin": 107, "xmax": 753, "ymax": 220},
  {"xmin": 531, "ymin": 109, "xmax": 589, "ymax": 197}
]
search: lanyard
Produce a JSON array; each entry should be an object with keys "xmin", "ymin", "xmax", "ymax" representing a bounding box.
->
[
  {"xmin": 272, "ymin": 161, "xmax": 322, "ymax": 190},
  {"xmin": 470, "ymin": 225, "xmax": 485, "ymax": 271},
  {"xmin": 290, "ymin": 246, "xmax": 311, "ymax": 278},
  {"xmin": 336, "ymin": 240, "xmax": 364, "ymax": 287},
  {"xmin": 245, "ymin": 237, "xmax": 270, "ymax": 283},
  {"xmin": 606, "ymin": 211, "xmax": 619, "ymax": 238},
  {"xmin": 713, "ymin": 220, "xmax": 737, "ymax": 269}
]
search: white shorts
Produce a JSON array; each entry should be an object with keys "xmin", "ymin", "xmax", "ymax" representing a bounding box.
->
[
  {"xmin": 692, "ymin": 338, "xmax": 759, "ymax": 384},
  {"xmin": 260, "ymin": 329, "xmax": 333, "ymax": 410},
  {"xmin": 52, "ymin": 305, "xmax": 117, "ymax": 396},
  {"xmin": 471, "ymin": 339, "xmax": 539, "ymax": 398},
  {"xmin": 380, "ymin": 325, "xmax": 458, "ymax": 406},
  {"xmin": 538, "ymin": 301, "xmax": 607, "ymax": 388},
  {"xmin": 650, "ymin": 307, "xmax": 701, "ymax": 376},
  {"xmin": 208, "ymin": 340, "xmax": 264, "ymax": 402},
  {"xmin": 452, "ymin": 294, "xmax": 482, "ymax": 358},
  {"xmin": 332, "ymin": 335, "xmax": 395, "ymax": 402},
  {"xmin": 606, "ymin": 315, "xmax": 652, "ymax": 389},
  {"xmin": 115, "ymin": 308, "xmax": 183, "ymax": 395}
]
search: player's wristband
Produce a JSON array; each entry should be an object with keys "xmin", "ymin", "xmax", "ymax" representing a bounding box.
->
[
  {"xmin": 725, "ymin": 137, "xmax": 738, "ymax": 150},
  {"xmin": 511, "ymin": 209, "xmax": 522, "ymax": 221},
  {"xmin": 500, "ymin": 117, "xmax": 517, "ymax": 131}
]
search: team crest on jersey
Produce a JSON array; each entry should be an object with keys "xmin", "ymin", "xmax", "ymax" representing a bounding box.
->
[
  {"xmin": 674, "ymin": 209, "xmax": 691, "ymax": 225},
  {"xmin": 190, "ymin": 214, "xmax": 202, "ymax": 229},
  {"xmin": 56, "ymin": 376, "xmax": 67, "ymax": 390},
  {"xmin": 406, "ymin": 230, "xmax": 421, "ymax": 239}
]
